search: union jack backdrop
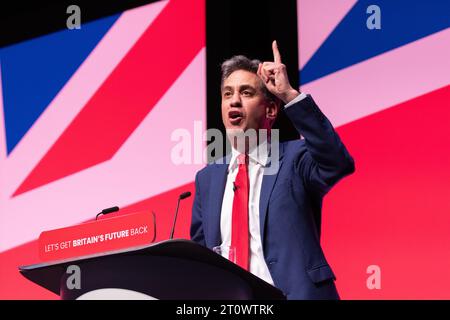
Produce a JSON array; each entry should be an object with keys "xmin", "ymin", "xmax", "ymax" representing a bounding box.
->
[
  {"xmin": 0, "ymin": 0, "xmax": 205, "ymax": 299},
  {"xmin": 1, "ymin": 0, "xmax": 449, "ymax": 300},
  {"xmin": 298, "ymin": 0, "xmax": 450, "ymax": 299}
]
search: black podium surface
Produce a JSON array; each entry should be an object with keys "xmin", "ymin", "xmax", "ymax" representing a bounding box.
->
[{"xmin": 19, "ymin": 239, "xmax": 285, "ymax": 300}]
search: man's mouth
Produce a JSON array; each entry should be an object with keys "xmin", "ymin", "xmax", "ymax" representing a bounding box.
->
[{"xmin": 228, "ymin": 110, "xmax": 244, "ymax": 125}]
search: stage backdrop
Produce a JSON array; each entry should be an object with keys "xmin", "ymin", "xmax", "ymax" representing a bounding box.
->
[
  {"xmin": 2, "ymin": 0, "xmax": 449, "ymax": 300},
  {"xmin": 298, "ymin": 0, "xmax": 450, "ymax": 299},
  {"xmin": 0, "ymin": 0, "xmax": 205, "ymax": 299}
]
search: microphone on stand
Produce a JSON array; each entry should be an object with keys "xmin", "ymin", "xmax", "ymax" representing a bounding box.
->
[{"xmin": 169, "ymin": 192, "xmax": 191, "ymax": 239}]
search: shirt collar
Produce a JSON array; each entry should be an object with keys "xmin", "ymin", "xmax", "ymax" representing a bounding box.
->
[{"xmin": 229, "ymin": 139, "xmax": 270, "ymax": 171}]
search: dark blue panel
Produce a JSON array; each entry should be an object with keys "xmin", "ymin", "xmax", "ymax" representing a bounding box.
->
[
  {"xmin": 0, "ymin": 14, "xmax": 120, "ymax": 154},
  {"xmin": 300, "ymin": 0, "xmax": 450, "ymax": 85}
]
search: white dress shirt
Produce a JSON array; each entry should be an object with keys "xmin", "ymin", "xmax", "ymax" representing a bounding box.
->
[
  {"xmin": 220, "ymin": 139, "xmax": 274, "ymax": 284},
  {"xmin": 219, "ymin": 92, "xmax": 308, "ymax": 284}
]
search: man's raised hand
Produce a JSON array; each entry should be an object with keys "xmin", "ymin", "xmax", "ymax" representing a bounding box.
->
[{"xmin": 257, "ymin": 40, "xmax": 299, "ymax": 104}]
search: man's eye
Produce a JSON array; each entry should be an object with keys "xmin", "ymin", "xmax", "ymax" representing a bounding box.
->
[
  {"xmin": 242, "ymin": 91, "xmax": 252, "ymax": 96},
  {"xmin": 223, "ymin": 92, "xmax": 232, "ymax": 97}
]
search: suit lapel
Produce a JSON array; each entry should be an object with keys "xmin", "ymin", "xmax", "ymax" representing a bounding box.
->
[
  {"xmin": 259, "ymin": 143, "xmax": 285, "ymax": 242},
  {"xmin": 206, "ymin": 143, "xmax": 285, "ymax": 246},
  {"xmin": 206, "ymin": 163, "xmax": 228, "ymax": 247}
]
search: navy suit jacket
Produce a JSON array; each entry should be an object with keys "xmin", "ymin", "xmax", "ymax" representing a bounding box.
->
[{"xmin": 190, "ymin": 95, "xmax": 355, "ymax": 299}]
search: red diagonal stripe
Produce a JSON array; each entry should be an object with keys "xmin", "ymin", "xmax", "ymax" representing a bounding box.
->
[{"xmin": 13, "ymin": 0, "xmax": 205, "ymax": 196}]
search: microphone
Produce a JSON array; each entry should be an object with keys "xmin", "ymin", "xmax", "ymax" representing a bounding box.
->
[
  {"xmin": 169, "ymin": 192, "xmax": 192, "ymax": 239},
  {"xmin": 95, "ymin": 206, "xmax": 119, "ymax": 220},
  {"xmin": 179, "ymin": 191, "xmax": 191, "ymax": 200}
]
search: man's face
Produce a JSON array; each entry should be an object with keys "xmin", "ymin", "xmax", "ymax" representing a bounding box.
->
[{"xmin": 221, "ymin": 70, "xmax": 275, "ymax": 133}]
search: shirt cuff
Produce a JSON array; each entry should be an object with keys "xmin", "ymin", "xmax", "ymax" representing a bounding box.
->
[{"xmin": 284, "ymin": 92, "xmax": 308, "ymax": 109}]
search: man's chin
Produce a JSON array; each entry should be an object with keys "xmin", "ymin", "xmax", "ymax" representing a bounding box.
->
[{"xmin": 225, "ymin": 126, "xmax": 261, "ymax": 151}]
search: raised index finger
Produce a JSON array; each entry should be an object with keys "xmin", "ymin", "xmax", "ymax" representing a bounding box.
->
[{"xmin": 272, "ymin": 40, "xmax": 282, "ymax": 64}]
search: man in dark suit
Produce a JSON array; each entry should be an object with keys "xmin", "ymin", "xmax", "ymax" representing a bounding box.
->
[{"xmin": 190, "ymin": 41, "xmax": 355, "ymax": 299}]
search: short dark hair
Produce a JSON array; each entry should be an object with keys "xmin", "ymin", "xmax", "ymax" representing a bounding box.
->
[{"xmin": 220, "ymin": 55, "xmax": 280, "ymax": 106}]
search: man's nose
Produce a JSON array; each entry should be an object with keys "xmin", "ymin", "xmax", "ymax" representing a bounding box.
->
[{"xmin": 230, "ymin": 92, "xmax": 242, "ymax": 108}]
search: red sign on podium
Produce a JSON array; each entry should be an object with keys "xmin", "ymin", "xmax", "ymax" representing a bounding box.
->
[{"xmin": 38, "ymin": 211, "xmax": 155, "ymax": 262}]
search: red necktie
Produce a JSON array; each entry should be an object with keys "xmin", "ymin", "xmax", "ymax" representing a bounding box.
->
[{"xmin": 230, "ymin": 154, "xmax": 249, "ymax": 270}]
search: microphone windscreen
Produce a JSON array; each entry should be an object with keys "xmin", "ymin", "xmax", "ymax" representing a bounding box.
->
[
  {"xmin": 102, "ymin": 206, "xmax": 119, "ymax": 214},
  {"xmin": 179, "ymin": 192, "xmax": 192, "ymax": 200}
]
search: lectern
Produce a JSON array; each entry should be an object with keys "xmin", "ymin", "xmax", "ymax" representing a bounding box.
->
[{"xmin": 19, "ymin": 239, "xmax": 286, "ymax": 300}]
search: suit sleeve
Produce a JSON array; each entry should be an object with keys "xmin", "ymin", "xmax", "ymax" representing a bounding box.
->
[
  {"xmin": 190, "ymin": 171, "xmax": 206, "ymax": 246},
  {"xmin": 284, "ymin": 94, "xmax": 355, "ymax": 196}
]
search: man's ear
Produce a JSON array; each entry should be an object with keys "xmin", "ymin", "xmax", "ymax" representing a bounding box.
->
[{"xmin": 266, "ymin": 100, "xmax": 279, "ymax": 122}]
